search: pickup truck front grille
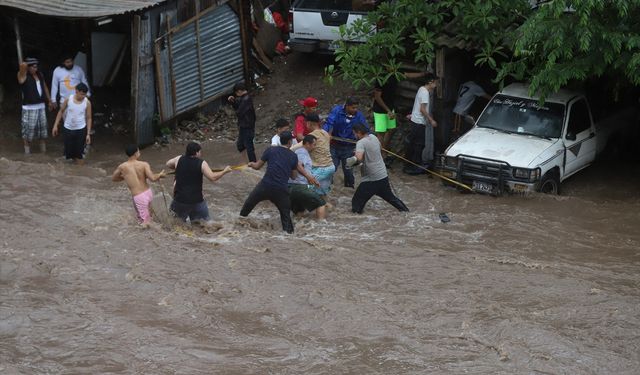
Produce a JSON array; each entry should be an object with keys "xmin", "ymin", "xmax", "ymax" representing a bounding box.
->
[{"xmin": 457, "ymin": 155, "xmax": 512, "ymax": 195}]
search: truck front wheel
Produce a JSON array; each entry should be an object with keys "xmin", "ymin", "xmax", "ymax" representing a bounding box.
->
[{"xmin": 538, "ymin": 172, "xmax": 561, "ymax": 195}]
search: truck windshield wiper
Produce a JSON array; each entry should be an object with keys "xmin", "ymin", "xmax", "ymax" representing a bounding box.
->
[
  {"xmin": 479, "ymin": 125, "xmax": 514, "ymax": 134},
  {"xmin": 514, "ymin": 131, "xmax": 552, "ymax": 141}
]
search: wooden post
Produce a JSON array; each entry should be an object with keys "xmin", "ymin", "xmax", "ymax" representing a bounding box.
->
[
  {"xmin": 14, "ymin": 17, "xmax": 23, "ymax": 63},
  {"xmin": 237, "ymin": 0, "xmax": 251, "ymax": 85},
  {"xmin": 167, "ymin": 18, "xmax": 177, "ymax": 116},
  {"xmin": 154, "ymin": 42, "xmax": 167, "ymax": 123},
  {"xmin": 84, "ymin": 19, "xmax": 93, "ymax": 87},
  {"xmin": 195, "ymin": 17, "xmax": 205, "ymax": 101},
  {"xmin": 131, "ymin": 15, "xmax": 141, "ymax": 144},
  {"xmin": 436, "ymin": 48, "xmax": 445, "ymax": 99}
]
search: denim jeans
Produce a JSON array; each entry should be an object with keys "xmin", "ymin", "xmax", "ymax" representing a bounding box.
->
[{"xmin": 330, "ymin": 143, "xmax": 356, "ymax": 187}]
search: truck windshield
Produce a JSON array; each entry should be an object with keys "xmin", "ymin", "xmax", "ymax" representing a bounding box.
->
[{"xmin": 476, "ymin": 95, "xmax": 565, "ymax": 139}]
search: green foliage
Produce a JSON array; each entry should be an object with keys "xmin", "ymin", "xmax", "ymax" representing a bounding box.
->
[{"xmin": 332, "ymin": 0, "xmax": 640, "ymax": 100}]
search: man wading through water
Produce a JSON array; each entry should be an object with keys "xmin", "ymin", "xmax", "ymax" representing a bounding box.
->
[
  {"xmin": 166, "ymin": 142, "xmax": 232, "ymax": 225},
  {"xmin": 323, "ymin": 97, "xmax": 369, "ymax": 188},
  {"xmin": 52, "ymin": 83, "xmax": 92, "ymax": 164},
  {"xmin": 112, "ymin": 145, "xmax": 166, "ymax": 227},
  {"xmin": 347, "ymin": 123, "xmax": 409, "ymax": 214},
  {"xmin": 240, "ymin": 131, "xmax": 319, "ymax": 233}
]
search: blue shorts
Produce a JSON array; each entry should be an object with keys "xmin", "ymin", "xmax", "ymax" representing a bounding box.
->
[
  {"xmin": 311, "ymin": 165, "xmax": 336, "ymax": 195},
  {"xmin": 170, "ymin": 200, "xmax": 210, "ymax": 222}
]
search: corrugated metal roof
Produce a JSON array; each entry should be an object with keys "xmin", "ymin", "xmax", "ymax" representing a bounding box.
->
[{"xmin": 0, "ymin": 0, "xmax": 163, "ymax": 18}]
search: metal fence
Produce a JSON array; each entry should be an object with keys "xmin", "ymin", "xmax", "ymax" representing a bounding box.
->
[{"xmin": 154, "ymin": 3, "xmax": 244, "ymax": 122}]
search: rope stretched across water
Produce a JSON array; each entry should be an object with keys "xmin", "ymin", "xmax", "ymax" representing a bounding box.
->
[
  {"xmin": 164, "ymin": 164, "xmax": 248, "ymax": 174},
  {"xmin": 331, "ymin": 136, "xmax": 473, "ymax": 192}
]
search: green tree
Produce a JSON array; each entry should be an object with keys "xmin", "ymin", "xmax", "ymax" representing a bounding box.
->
[{"xmin": 333, "ymin": 0, "xmax": 640, "ymax": 99}]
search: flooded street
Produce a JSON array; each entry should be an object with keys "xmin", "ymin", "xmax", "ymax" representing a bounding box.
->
[{"xmin": 1, "ymin": 137, "xmax": 639, "ymax": 374}]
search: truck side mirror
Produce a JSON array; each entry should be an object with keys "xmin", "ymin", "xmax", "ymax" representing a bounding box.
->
[{"xmin": 565, "ymin": 132, "xmax": 576, "ymax": 141}]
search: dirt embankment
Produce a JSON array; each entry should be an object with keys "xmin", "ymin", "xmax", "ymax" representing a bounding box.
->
[{"xmin": 173, "ymin": 52, "xmax": 372, "ymax": 144}]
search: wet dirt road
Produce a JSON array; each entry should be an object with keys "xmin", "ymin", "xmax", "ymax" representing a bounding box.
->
[{"xmin": 1, "ymin": 138, "xmax": 639, "ymax": 374}]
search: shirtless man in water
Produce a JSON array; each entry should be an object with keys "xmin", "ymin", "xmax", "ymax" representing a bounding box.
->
[{"xmin": 112, "ymin": 144, "xmax": 166, "ymax": 226}]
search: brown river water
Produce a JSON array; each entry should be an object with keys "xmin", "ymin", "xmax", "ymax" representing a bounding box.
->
[{"xmin": 1, "ymin": 138, "xmax": 639, "ymax": 374}]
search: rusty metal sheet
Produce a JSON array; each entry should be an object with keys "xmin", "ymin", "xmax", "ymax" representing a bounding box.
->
[{"xmin": 0, "ymin": 0, "xmax": 163, "ymax": 17}]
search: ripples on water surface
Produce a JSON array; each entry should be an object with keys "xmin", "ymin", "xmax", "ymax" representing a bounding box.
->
[{"xmin": 1, "ymin": 142, "xmax": 639, "ymax": 374}]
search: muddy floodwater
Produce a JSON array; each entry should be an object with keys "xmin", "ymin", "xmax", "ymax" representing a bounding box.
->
[{"xmin": 1, "ymin": 139, "xmax": 639, "ymax": 374}]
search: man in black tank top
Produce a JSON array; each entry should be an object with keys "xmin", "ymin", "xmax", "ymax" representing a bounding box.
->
[
  {"xmin": 166, "ymin": 142, "xmax": 232, "ymax": 224},
  {"xmin": 17, "ymin": 58, "xmax": 53, "ymax": 154}
]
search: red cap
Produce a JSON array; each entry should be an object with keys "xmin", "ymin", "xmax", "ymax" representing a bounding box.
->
[{"xmin": 299, "ymin": 97, "xmax": 318, "ymax": 108}]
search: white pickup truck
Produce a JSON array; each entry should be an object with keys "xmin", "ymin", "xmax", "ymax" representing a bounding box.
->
[
  {"xmin": 439, "ymin": 83, "xmax": 637, "ymax": 195},
  {"xmin": 288, "ymin": 0, "xmax": 373, "ymax": 53}
]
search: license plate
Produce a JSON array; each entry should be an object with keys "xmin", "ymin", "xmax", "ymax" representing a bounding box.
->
[
  {"xmin": 472, "ymin": 180, "xmax": 493, "ymax": 193},
  {"xmin": 512, "ymin": 183, "xmax": 528, "ymax": 193}
]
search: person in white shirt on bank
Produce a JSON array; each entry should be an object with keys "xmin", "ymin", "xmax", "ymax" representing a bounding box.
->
[
  {"xmin": 404, "ymin": 73, "xmax": 438, "ymax": 175},
  {"xmin": 50, "ymin": 53, "xmax": 91, "ymax": 110},
  {"xmin": 52, "ymin": 83, "xmax": 92, "ymax": 164}
]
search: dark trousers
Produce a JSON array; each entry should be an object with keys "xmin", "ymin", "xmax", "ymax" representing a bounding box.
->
[
  {"xmin": 330, "ymin": 143, "xmax": 356, "ymax": 187},
  {"xmin": 240, "ymin": 182, "xmax": 294, "ymax": 233},
  {"xmin": 236, "ymin": 127, "xmax": 256, "ymax": 162},
  {"xmin": 352, "ymin": 177, "xmax": 409, "ymax": 214},
  {"xmin": 405, "ymin": 122, "xmax": 426, "ymax": 165},
  {"xmin": 63, "ymin": 127, "xmax": 86, "ymax": 160}
]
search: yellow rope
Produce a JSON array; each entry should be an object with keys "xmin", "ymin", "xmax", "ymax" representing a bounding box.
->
[
  {"xmin": 331, "ymin": 136, "xmax": 473, "ymax": 192},
  {"xmin": 166, "ymin": 164, "xmax": 247, "ymax": 174}
]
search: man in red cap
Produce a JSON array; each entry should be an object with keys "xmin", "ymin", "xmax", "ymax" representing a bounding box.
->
[{"xmin": 293, "ymin": 97, "xmax": 318, "ymax": 142}]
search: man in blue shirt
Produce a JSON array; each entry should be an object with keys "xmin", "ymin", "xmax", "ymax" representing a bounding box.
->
[{"xmin": 323, "ymin": 97, "xmax": 369, "ymax": 188}]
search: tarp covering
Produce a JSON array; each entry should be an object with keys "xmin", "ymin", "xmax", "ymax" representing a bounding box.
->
[{"xmin": 0, "ymin": 0, "xmax": 163, "ymax": 18}]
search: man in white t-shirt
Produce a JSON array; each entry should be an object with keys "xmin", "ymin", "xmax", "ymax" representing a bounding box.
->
[
  {"xmin": 404, "ymin": 73, "xmax": 438, "ymax": 175},
  {"xmin": 50, "ymin": 54, "xmax": 91, "ymax": 109},
  {"xmin": 271, "ymin": 118, "xmax": 297, "ymax": 146},
  {"xmin": 453, "ymin": 81, "xmax": 491, "ymax": 133}
]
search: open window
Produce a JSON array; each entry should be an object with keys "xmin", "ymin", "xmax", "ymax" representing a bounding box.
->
[{"xmin": 566, "ymin": 98, "xmax": 591, "ymax": 139}]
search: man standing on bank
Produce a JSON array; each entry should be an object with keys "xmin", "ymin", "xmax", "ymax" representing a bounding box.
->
[
  {"xmin": 405, "ymin": 73, "xmax": 438, "ymax": 175},
  {"xmin": 50, "ymin": 53, "xmax": 91, "ymax": 110},
  {"xmin": 166, "ymin": 142, "xmax": 232, "ymax": 224},
  {"xmin": 17, "ymin": 58, "xmax": 52, "ymax": 155},
  {"xmin": 452, "ymin": 80, "xmax": 491, "ymax": 134},
  {"xmin": 372, "ymin": 70, "xmax": 426, "ymax": 160},
  {"xmin": 52, "ymin": 83, "xmax": 91, "ymax": 164},
  {"xmin": 323, "ymin": 97, "xmax": 368, "ymax": 188},
  {"xmin": 228, "ymin": 82, "xmax": 257, "ymax": 162},
  {"xmin": 240, "ymin": 131, "xmax": 319, "ymax": 233},
  {"xmin": 347, "ymin": 123, "xmax": 409, "ymax": 214}
]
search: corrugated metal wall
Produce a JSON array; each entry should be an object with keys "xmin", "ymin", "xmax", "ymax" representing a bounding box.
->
[{"xmin": 155, "ymin": 3, "xmax": 244, "ymax": 122}]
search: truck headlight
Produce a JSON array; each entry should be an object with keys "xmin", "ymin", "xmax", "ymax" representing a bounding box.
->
[
  {"xmin": 530, "ymin": 168, "xmax": 541, "ymax": 181},
  {"xmin": 513, "ymin": 167, "xmax": 541, "ymax": 181},
  {"xmin": 513, "ymin": 168, "xmax": 530, "ymax": 179}
]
